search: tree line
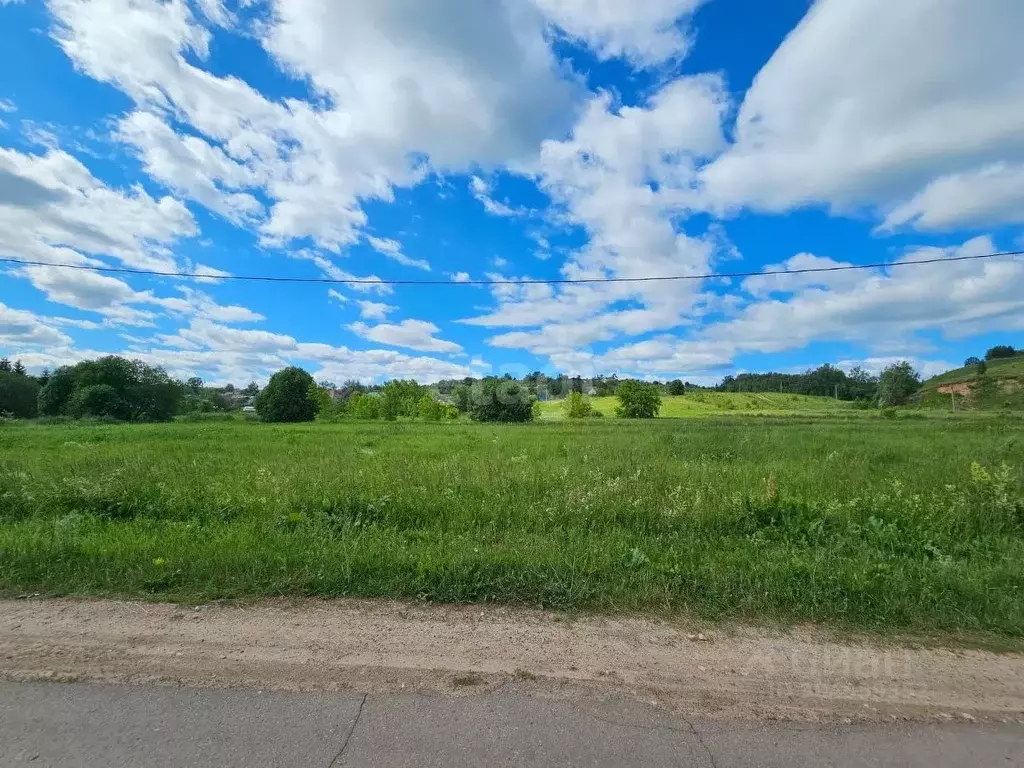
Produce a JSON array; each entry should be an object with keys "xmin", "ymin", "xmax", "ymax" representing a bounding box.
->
[{"xmin": 5, "ymin": 347, "xmax": 1014, "ymax": 424}]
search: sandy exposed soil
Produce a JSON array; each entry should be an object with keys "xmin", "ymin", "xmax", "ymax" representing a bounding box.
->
[{"xmin": 1, "ymin": 598, "xmax": 1022, "ymax": 724}]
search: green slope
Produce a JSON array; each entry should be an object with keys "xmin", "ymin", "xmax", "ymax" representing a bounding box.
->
[{"xmin": 919, "ymin": 355, "xmax": 1024, "ymax": 410}]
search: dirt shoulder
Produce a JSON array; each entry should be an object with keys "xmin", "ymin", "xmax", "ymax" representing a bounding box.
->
[{"xmin": 1, "ymin": 598, "xmax": 1022, "ymax": 724}]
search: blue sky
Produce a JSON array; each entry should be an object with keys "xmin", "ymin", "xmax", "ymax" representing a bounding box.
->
[{"xmin": 1, "ymin": 0, "xmax": 1022, "ymax": 385}]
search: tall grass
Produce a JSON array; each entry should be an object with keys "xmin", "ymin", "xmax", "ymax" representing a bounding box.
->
[{"xmin": 1, "ymin": 416, "xmax": 1022, "ymax": 636}]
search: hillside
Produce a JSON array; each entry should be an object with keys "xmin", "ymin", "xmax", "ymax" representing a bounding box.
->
[
  {"xmin": 919, "ymin": 354, "xmax": 1024, "ymax": 410},
  {"xmin": 538, "ymin": 392, "xmax": 850, "ymax": 419}
]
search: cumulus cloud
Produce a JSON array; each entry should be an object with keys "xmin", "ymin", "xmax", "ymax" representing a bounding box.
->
[
  {"xmin": 0, "ymin": 301, "xmax": 73, "ymax": 347},
  {"xmin": 531, "ymin": 0, "xmax": 705, "ymax": 66},
  {"xmin": 700, "ymin": 0, "xmax": 1024, "ymax": 230},
  {"xmin": 0, "ymin": 146, "xmax": 196, "ymax": 271},
  {"xmin": 348, "ymin": 319, "xmax": 463, "ymax": 353}
]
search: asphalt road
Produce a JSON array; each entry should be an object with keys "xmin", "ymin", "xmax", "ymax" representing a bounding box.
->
[{"xmin": 1, "ymin": 681, "xmax": 1021, "ymax": 767}]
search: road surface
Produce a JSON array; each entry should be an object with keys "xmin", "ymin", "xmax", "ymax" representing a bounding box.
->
[{"xmin": 2, "ymin": 681, "xmax": 1022, "ymax": 767}]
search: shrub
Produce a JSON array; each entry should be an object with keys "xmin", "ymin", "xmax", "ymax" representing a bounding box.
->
[
  {"xmin": 0, "ymin": 372, "xmax": 41, "ymax": 418},
  {"xmin": 419, "ymin": 394, "xmax": 445, "ymax": 421},
  {"xmin": 985, "ymin": 345, "xmax": 1017, "ymax": 361},
  {"xmin": 381, "ymin": 380, "xmax": 425, "ymax": 421},
  {"xmin": 964, "ymin": 356, "xmax": 982, "ymax": 367},
  {"xmin": 68, "ymin": 384, "xmax": 129, "ymax": 420},
  {"xmin": 470, "ymin": 378, "xmax": 534, "ymax": 423},
  {"xmin": 563, "ymin": 391, "xmax": 594, "ymax": 419},
  {"xmin": 255, "ymin": 367, "xmax": 318, "ymax": 423},
  {"xmin": 880, "ymin": 407, "xmax": 898, "ymax": 419},
  {"xmin": 349, "ymin": 392, "xmax": 381, "ymax": 420},
  {"xmin": 666, "ymin": 379, "xmax": 686, "ymax": 396},
  {"xmin": 615, "ymin": 381, "xmax": 662, "ymax": 419}
]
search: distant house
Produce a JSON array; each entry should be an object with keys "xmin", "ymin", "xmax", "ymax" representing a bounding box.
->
[{"xmin": 242, "ymin": 406, "xmax": 257, "ymax": 414}]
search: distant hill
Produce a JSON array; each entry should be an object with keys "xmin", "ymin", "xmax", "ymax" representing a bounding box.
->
[{"xmin": 918, "ymin": 354, "xmax": 1024, "ymax": 410}]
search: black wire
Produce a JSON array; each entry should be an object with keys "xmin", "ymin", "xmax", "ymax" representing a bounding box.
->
[{"xmin": 0, "ymin": 250, "xmax": 1020, "ymax": 287}]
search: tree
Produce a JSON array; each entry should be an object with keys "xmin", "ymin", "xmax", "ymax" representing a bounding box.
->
[
  {"xmin": 242, "ymin": 381, "xmax": 260, "ymax": 397},
  {"xmin": 35, "ymin": 357, "xmax": 182, "ymax": 421},
  {"xmin": 311, "ymin": 386, "xmax": 335, "ymax": 418},
  {"xmin": 563, "ymin": 391, "xmax": 593, "ymax": 419},
  {"xmin": 68, "ymin": 384, "xmax": 128, "ymax": 420},
  {"xmin": 348, "ymin": 392, "xmax": 381, "ymax": 420},
  {"xmin": 451, "ymin": 384, "xmax": 472, "ymax": 413},
  {"xmin": 37, "ymin": 369, "xmax": 51, "ymax": 387},
  {"xmin": 0, "ymin": 371, "xmax": 41, "ymax": 418},
  {"xmin": 418, "ymin": 393, "xmax": 446, "ymax": 421},
  {"xmin": 470, "ymin": 378, "xmax": 535, "ymax": 423},
  {"xmin": 666, "ymin": 379, "xmax": 686, "ymax": 396},
  {"xmin": 964, "ymin": 356, "xmax": 983, "ymax": 367},
  {"xmin": 985, "ymin": 345, "xmax": 1017, "ymax": 361},
  {"xmin": 186, "ymin": 376, "xmax": 204, "ymax": 393},
  {"xmin": 380, "ymin": 379, "xmax": 424, "ymax": 420},
  {"xmin": 876, "ymin": 361, "xmax": 921, "ymax": 407},
  {"xmin": 0, "ymin": 358, "xmax": 10, "ymax": 373},
  {"xmin": 38, "ymin": 367, "xmax": 78, "ymax": 416},
  {"xmin": 977, "ymin": 360, "xmax": 988, "ymax": 375},
  {"xmin": 615, "ymin": 381, "xmax": 661, "ymax": 418},
  {"xmin": 12, "ymin": 360, "xmax": 26, "ymax": 376},
  {"xmin": 255, "ymin": 367, "xmax": 318, "ymax": 422}
]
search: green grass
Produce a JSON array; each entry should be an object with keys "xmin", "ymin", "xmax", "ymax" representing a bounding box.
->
[
  {"xmin": 1, "ymin": 416, "xmax": 1023, "ymax": 639},
  {"xmin": 918, "ymin": 355, "xmax": 1024, "ymax": 411},
  {"xmin": 538, "ymin": 392, "xmax": 851, "ymax": 419},
  {"xmin": 923, "ymin": 355, "xmax": 1024, "ymax": 389}
]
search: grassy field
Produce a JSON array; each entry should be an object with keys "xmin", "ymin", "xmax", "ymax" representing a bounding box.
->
[
  {"xmin": 538, "ymin": 392, "xmax": 851, "ymax": 419},
  {"xmin": 1, "ymin": 415, "xmax": 1023, "ymax": 638}
]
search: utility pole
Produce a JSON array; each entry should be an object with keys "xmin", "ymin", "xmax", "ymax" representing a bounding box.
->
[{"xmin": 951, "ymin": 392, "xmax": 956, "ymax": 412}]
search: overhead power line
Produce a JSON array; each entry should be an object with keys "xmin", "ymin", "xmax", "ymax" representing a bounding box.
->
[{"xmin": 0, "ymin": 250, "xmax": 1020, "ymax": 287}]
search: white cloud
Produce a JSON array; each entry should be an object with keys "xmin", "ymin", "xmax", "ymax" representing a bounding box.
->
[
  {"xmin": 190, "ymin": 263, "xmax": 231, "ymax": 283},
  {"xmin": 145, "ymin": 317, "xmax": 476, "ymax": 384},
  {"xmin": 117, "ymin": 110, "xmax": 263, "ymax": 225},
  {"xmin": 531, "ymin": 0, "xmax": 704, "ymax": 66},
  {"xmin": 46, "ymin": 0, "xmax": 580, "ymax": 254},
  {"xmin": 356, "ymin": 301, "xmax": 398, "ymax": 321},
  {"xmin": 881, "ymin": 164, "xmax": 1024, "ymax": 232},
  {"xmin": 701, "ymin": 0, "xmax": 1024, "ymax": 230},
  {"xmin": 0, "ymin": 146, "xmax": 196, "ymax": 272},
  {"xmin": 13, "ymin": 264, "xmax": 262, "ymax": 328},
  {"xmin": 465, "ymin": 76, "xmax": 728, "ymax": 359},
  {"xmin": 287, "ymin": 250, "xmax": 394, "ymax": 295},
  {"xmin": 0, "ymin": 301, "xmax": 73, "ymax": 347},
  {"xmin": 348, "ymin": 319, "xmax": 463, "ymax": 354},
  {"xmin": 328, "ymin": 288, "xmax": 347, "ymax": 305},
  {"xmin": 0, "ymin": 98, "xmax": 15, "ymax": 113},
  {"xmin": 470, "ymin": 175, "xmax": 527, "ymax": 218},
  {"xmin": 449, "ymin": 271, "xmax": 471, "ymax": 283},
  {"xmin": 366, "ymin": 236, "xmax": 430, "ymax": 272}
]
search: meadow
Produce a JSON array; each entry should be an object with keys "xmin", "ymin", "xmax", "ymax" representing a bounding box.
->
[
  {"xmin": 1, "ymin": 412, "xmax": 1023, "ymax": 638},
  {"xmin": 537, "ymin": 392, "xmax": 854, "ymax": 419}
]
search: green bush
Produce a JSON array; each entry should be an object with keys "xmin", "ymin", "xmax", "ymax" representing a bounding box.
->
[
  {"xmin": 68, "ymin": 384, "xmax": 129, "ymax": 420},
  {"xmin": 349, "ymin": 392, "xmax": 381, "ymax": 420},
  {"xmin": 563, "ymin": 391, "xmax": 594, "ymax": 419},
  {"xmin": 255, "ymin": 367, "xmax": 318, "ymax": 423},
  {"xmin": 615, "ymin": 381, "xmax": 662, "ymax": 419},
  {"xmin": 470, "ymin": 378, "xmax": 535, "ymax": 423}
]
